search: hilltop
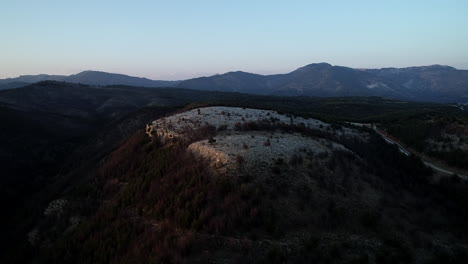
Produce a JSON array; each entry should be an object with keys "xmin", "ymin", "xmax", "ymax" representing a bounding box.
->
[{"xmin": 150, "ymin": 106, "xmax": 355, "ymax": 173}]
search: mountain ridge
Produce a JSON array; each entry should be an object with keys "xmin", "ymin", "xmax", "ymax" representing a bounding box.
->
[
  {"xmin": 0, "ymin": 71, "xmax": 179, "ymax": 89},
  {"xmin": 1, "ymin": 63, "xmax": 468, "ymax": 103},
  {"xmin": 178, "ymin": 63, "xmax": 468, "ymax": 102}
]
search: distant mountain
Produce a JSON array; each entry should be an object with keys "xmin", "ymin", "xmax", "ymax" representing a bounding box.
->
[
  {"xmin": 0, "ymin": 74, "xmax": 67, "ymax": 90},
  {"xmin": 176, "ymin": 71, "xmax": 272, "ymax": 94},
  {"xmin": 64, "ymin": 70, "xmax": 178, "ymax": 87},
  {"xmin": 0, "ymin": 74, "xmax": 67, "ymax": 84},
  {"xmin": 1, "ymin": 64, "xmax": 468, "ymax": 102},
  {"xmin": 267, "ymin": 63, "xmax": 410, "ymax": 98},
  {"xmin": 0, "ymin": 82, "xmax": 31, "ymax": 91},
  {"xmin": 178, "ymin": 63, "xmax": 405, "ymax": 97},
  {"xmin": 0, "ymin": 71, "xmax": 179, "ymax": 90},
  {"xmin": 178, "ymin": 63, "xmax": 468, "ymax": 103},
  {"xmin": 365, "ymin": 65, "xmax": 468, "ymax": 102}
]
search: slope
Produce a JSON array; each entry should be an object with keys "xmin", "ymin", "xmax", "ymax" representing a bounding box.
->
[{"xmin": 21, "ymin": 106, "xmax": 468, "ymax": 263}]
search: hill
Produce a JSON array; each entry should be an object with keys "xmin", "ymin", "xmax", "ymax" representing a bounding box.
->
[
  {"xmin": 1, "ymin": 82, "xmax": 468, "ymax": 263},
  {"xmin": 14, "ymin": 106, "xmax": 468, "ymax": 263}
]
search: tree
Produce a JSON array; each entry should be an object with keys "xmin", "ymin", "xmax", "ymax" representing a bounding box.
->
[{"xmin": 208, "ymin": 136, "xmax": 216, "ymax": 144}]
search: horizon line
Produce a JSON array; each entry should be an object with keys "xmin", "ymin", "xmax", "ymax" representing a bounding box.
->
[{"xmin": 1, "ymin": 62, "xmax": 465, "ymax": 81}]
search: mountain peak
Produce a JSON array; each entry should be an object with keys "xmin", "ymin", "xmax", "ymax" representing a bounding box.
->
[
  {"xmin": 224, "ymin": 70, "xmax": 260, "ymax": 76},
  {"xmin": 293, "ymin": 62, "xmax": 333, "ymax": 73},
  {"xmin": 392, "ymin": 64, "xmax": 457, "ymax": 72},
  {"xmin": 425, "ymin": 64, "xmax": 456, "ymax": 70},
  {"xmin": 72, "ymin": 70, "xmax": 115, "ymax": 76}
]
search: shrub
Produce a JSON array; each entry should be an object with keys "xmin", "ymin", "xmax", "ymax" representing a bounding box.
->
[
  {"xmin": 263, "ymin": 246, "xmax": 286, "ymax": 264},
  {"xmin": 274, "ymin": 158, "xmax": 285, "ymax": 166},
  {"xmin": 236, "ymin": 155, "xmax": 245, "ymax": 164},
  {"xmin": 331, "ymin": 123, "xmax": 342, "ymax": 131},
  {"xmin": 208, "ymin": 136, "xmax": 216, "ymax": 144},
  {"xmin": 289, "ymin": 154, "xmax": 303, "ymax": 166},
  {"xmin": 271, "ymin": 166, "xmax": 281, "ymax": 174},
  {"xmin": 217, "ymin": 124, "xmax": 228, "ymax": 131},
  {"xmin": 360, "ymin": 210, "xmax": 381, "ymax": 229}
]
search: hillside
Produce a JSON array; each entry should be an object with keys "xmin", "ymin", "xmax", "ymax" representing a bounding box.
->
[
  {"xmin": 11, "ymin": 106, "xmax": 467, "ymax": 263},
  {"xmin": 1, "ymin": 82, "xmax": 468, "ymax": 263},
  {"xmin": 0, "ymin": 81, "xmax": 193, "ymax": 119}
]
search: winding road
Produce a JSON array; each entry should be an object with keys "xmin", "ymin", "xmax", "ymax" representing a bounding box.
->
[{"xmin": 352, "ymin": 123, "xmax": 468, "ymax": 180}]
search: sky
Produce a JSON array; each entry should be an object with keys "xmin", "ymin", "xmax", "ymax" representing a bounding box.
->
[{"xmin": 1, "ymin": 0, "xmax": 467, "ymax": 80}]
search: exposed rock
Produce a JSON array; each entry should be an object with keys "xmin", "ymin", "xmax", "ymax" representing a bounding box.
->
[
  {"xmin": 43, "ymin": 199, "xmax": 67, "ymax": 217},
  {"xmin": 151, "ymin": 106, "xmax": 357, "ymax": 173}
]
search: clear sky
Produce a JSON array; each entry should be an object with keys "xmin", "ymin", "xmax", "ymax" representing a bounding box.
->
[{"xmin": 1, "ymin": 0, "xmax": 467, "ymax": 80}]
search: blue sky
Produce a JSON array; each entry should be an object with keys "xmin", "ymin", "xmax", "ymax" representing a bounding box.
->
[{"xmin": 1, "ymin": 0, "xmax": 467, "ymax": 79}]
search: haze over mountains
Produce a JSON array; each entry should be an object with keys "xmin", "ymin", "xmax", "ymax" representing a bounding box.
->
[{"xmin": 1, "ymin": 63, "xmax": 467, "ymax": 103}]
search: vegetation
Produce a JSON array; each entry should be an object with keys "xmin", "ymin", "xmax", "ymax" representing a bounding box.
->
[
  {"xmin": 34, "ymin": 128, "xmax": 282, "ymax": 263},
  {"xmin": 1, "ymin": 82, "xmax": 468, "ymax": 263},
  {"xmin": 25, "ymin": 116, "xmax": 468, "ymax": 263},
  {"xmin": 382, "ymin": 111, "xmax": 468, "ymax": 170}
]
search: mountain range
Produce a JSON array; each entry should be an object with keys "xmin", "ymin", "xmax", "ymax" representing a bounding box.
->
[
  {"xmin": 1, "ymin": 63, "xmax": 467, "ymax": 103},
  {"xmin": 0, "ymin": 71, "xmax": 179, "ymax": 89}
]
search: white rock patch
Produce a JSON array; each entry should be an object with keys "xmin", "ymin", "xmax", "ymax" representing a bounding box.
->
[
  {"xmin": 150, "ymin": 106, "xmax": 358, "ymax": 172},
  {"xmin": 152, "ymin": 106, "xmax": 329, "ymax": 138}
]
